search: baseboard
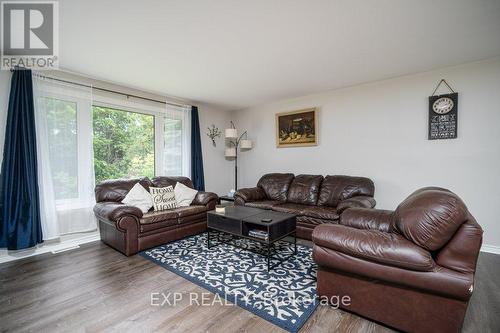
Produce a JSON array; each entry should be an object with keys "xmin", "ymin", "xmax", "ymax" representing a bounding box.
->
[
  {"xmin": 0, "ymin": 232, "xmax": 101, "ymax": 264},
  {"xmin": 480, "ymin": 244, "xmax": 500, "ymax": 255}
]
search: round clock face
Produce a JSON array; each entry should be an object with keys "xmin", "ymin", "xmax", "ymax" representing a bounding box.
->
[{"xmin": 433, "ymin": 97, "xmax": 454, "ymax": 114}]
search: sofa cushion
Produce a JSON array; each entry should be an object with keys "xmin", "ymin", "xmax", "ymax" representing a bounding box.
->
[
  {"xmin": 95, "ymin": 177, "xmax": 152, "ymax": 203},
  {"xmin": 317, "ymin": 175, "xmax": 374, "ymax": 207},
  {"xmin": 122, "ymin": 182, "xmax": 153, "ymax": 213},
  {"xmin": 245, "ymin": 200, "xmax": 282, "ymax": 210},
  {"xmin": 140, "ymin": 210, "xmax": 178, "ymax": 224},
  {"xmin": 173, "ymin": 205, "xmax": 207, "ymax": 218},
  {"xmin": 272, "ymin": 203, "xmax": 307, "ymax": 215},
  {"xmin": 257, "ymin": 173, "xmax": 294, "ymax": 201},
  {"xmin": 301, "ymin": 206, "xmax": 339, "ymax": 220},
  {"xmin": 395, "ymin": 189, "xmax": 467, "ymax": 251},
  {"xmin": 287, "ymin": 174, "xmax": 323, "ymax": 205},
  {"xmin": 150, "ymin": 186, "xmax": 178, "ymax": 211},
  {"xmin": 174, "ymin": 182, "xmax": 198, "ymax": 207},
  {"xmin": 152, "ymin": 176, "xmax": 194, "ymax": 189}
]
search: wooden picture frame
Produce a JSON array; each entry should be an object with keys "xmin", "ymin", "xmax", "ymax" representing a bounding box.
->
[{"xmin": 275, "ymin": 108, "xmax": 318, "ymax": 148}]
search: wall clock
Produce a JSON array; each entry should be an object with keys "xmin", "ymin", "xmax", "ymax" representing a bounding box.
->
[
  {"xmin": 432, "ymin": 97, "xmax": 454, "ymax": 114},
  {"xmin": 428, "ymin": 79, "xmax": 458, "ymax": 140}
]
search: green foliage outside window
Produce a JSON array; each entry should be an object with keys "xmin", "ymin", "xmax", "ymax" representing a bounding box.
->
[{"xmin": 92, "ymin": 106, "xmax": 155, "ymax": 184}]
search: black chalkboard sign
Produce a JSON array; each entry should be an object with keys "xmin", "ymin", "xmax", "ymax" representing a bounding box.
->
[{"xmin": 428, "ymin": 92, "xmax": 458, "ymax": 140}]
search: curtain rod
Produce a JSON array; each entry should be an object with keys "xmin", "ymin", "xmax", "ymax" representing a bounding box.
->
[{"xmin": 31, "ymin": 73, "xmax": 189, "ymax": 108}]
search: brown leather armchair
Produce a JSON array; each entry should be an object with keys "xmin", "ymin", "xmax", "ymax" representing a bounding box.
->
[
  {"xmin": 312, "ymin": 187, "xmax": 483, "ymax": 333},
  {"xmin": 94, "ymin": 176, "xmax": 218, "ymax": 256}
]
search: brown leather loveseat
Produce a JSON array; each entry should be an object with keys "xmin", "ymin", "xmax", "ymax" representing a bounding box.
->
[
  {"xmin": 312, "ymin": 187, "xmax": 483, "ymax": 333},
  {"xmin": 234, "ymin": 173, "xmax": 375, "ymax": 239},
  {"xmin": 94, "ymin": 176, "xmax": 218, "ymax": 256}
]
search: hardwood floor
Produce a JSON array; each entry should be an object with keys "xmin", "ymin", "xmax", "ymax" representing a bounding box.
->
[{"xmin": 0, "ymin": 240, "xmax": 498, "ymax": 333}]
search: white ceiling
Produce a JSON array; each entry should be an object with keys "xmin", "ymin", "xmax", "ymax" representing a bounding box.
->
[{"xmin": 60, "ymin": 0, "xmax": 500, "ymax": 110}]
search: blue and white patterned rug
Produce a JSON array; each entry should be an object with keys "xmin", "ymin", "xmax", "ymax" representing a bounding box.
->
[{"xmin": 140, "ymin": 232, "xmax": 318, "ymax": 333}]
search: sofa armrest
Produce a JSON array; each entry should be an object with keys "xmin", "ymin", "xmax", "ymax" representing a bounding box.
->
[
  {"xmin": 337, "ymin": 196, "xmax": 376, "ymax": 214},
  {"xmin": 312, "ymin": 224, "xmax": 434, "ymax": 272},
  {"xmin": 93, "ymin": 202, "xmax": 143, "ymax": 221},
  {"xmin": 192, "ymin": 191, "xmax": 218, "ymax": 207},
  {"xmin": 234, "ymin": 187, "xmax": 266, "ymax": 204},
  {"xmin": 339, "ymin": 207, "xmax": 393, "ymax": 232}
]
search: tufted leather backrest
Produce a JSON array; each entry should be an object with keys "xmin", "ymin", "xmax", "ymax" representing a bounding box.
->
[
  {"xmin": 257, "ymin": 173, "xmax": 294, "ymax": 201},
  {"xmin": 317, "ymin": 175, "xmax": 374, "ymax": 207},
  {"xmin": 152, "ymin": 176, "xmax": 194, "ymax": 189},
  {"xmin": 95, "ymin": 177, "xmax": 153, "ymax": 203},
  {"xmin": 287, "ymin": 174, "xmax": 324, "ymax": 205},
  {"xmin": 394, "ymin": 188, "xmax": 469, "ymax": 251}
]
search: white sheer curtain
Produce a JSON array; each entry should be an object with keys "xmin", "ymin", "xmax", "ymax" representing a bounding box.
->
[
  {"xmin": 159, "ymin": 104, "xmax": 191, "ymax": 177},
  {"xmin": 33, "ymin": 73, "xmax": 97, "ymax": 240}
]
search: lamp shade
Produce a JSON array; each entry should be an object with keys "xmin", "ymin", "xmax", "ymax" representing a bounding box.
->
[
  {"xmin": 240, "ymin": 139, "xmax": 252, "ymax": 149},
  {"xmin": 225, "ymin": 147, "xmax": 236, "ymax": 157},
  {"xmin": 225, "ymin": 128, "xmax": 238, "ymax": 139}
]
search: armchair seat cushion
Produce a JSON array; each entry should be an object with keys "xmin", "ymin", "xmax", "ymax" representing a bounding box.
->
[
  {"xmin": 313, "ymin": 224, "xmax": 435, "ymax": 271},
  {"xmin": 246, "ymin": 200, "xmax": 282, "ymax": 210},
  {"xmin": 302, "ymin": 206, "xmax": 339, "ymax": 220}
]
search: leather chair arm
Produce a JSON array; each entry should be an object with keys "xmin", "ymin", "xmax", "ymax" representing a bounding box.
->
[
  {"xmin": 339, "ymin": 207, "xmax": 393, "ymax": 232},
  {"xmin": 192, "ymin": 191, "xmax": 218, "ymax": 206},
  {"xmin": 337, "ymin": 196, "xmax": 376, "ymax": 214},
  {"xmin": 93, "ymin": 202, "xmax": 143, "ymax": 221},
  {"xmin": 312, "ymin": 224, "xmax": 435, "ymax": 272},
  {"xmin": 234, "ymin": 187, "xmax": 266, "ymax": 203}
]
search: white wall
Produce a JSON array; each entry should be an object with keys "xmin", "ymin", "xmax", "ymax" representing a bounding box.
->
[
  {"xmin": 231, "ymin": 58, "xmax": 500, "ymax": 249},
  {"xmin": 197, "ymin": 103, "xmax": 233, "ymax": 194}
]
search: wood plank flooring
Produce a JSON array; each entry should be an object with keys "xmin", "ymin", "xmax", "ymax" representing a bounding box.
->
[{"xmin": 0, "ymin": 240, "xmax": 498, "ymax": 333}]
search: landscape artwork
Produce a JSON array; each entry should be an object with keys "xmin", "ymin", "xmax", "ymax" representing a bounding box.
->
[{"xmin": 276, "ymin": 108, "xmax": 318, "ymax": 147}]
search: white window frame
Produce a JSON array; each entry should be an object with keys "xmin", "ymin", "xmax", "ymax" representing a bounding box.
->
[
  {"xmin": 92, "ymin": 94, "xmax": 191, "ymax": 179},
  {"xmin": 36, "ymin": 89, "xmax": 93, "ymax": 210}
]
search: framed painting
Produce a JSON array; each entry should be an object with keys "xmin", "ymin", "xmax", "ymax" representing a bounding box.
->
[{"xmin": 275, "ymin": 108, "xmax": 318, "ymax": 148}]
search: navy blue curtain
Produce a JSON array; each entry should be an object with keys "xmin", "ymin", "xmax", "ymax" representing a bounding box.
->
[
  {"xmin": 0, "ymin": 69, "xmax": 43, "ymax": 250},
  {"xmin": 190, "ymin": 106, "xmax": 205, "ymax": 191}
]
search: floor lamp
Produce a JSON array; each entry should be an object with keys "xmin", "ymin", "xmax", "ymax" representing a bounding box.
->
[{"xmin": 225, "ymin": 121, "xmax": 252, "ymax": 190}]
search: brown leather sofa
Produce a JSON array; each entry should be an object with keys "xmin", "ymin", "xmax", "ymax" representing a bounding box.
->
[
  {"xmin": 94, "ymin": 176, "xmax": 218, "ymax": 256},
  {"xmin": 234, "ymin": 173, "xmax": 375, "ymax": 239},
  {"xmin": 312, "ymin": 187, "xmax": 483, "ymax": 333}
]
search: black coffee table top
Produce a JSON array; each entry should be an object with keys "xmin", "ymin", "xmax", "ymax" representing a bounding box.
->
[
  {"xmin": 242, "ymin": 210, "xmax": 296, "ymax": 226},
  {"xmin": 208, "ymin": 205, "xmax": 263, "ymax": 219}
]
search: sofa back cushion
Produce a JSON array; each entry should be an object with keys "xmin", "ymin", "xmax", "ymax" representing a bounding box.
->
[
  {"xmin": 317, "ymin": 175, "xmax": 374, "ymax": 207},
  {"xmin": 257, "ymin": 173, "xmax": 294, "ymax": 201},
  {"xmin": 152, "ymin": 176, "xmax": 194, "ymax": 189},
  {"xmin": 95, "ymin": 177, "xmax": 152, "ymax": 203},
  {"xmin": 395, "ymin": 188, "xmax": 468, "ymax": 251},
  {"xmin": 286, "ymin": 174, "xmax": 324, "ymax": 205}
]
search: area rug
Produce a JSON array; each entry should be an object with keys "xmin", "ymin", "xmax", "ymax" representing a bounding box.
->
[{"xmin": 140, "ymin": 232, "xmax": 318, "ymax": 333}]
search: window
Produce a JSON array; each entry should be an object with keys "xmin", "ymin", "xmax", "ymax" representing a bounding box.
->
[
  {"xmin": 92, "ymin": 106, "xmax": 155, "ymax": 184},
  {"xmin": 39, "ymin": 97, "xmax": 78, "ymax": 200}
]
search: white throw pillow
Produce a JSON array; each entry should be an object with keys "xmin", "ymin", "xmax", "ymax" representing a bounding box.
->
[
  {"xmin": 122, "ymin": 183, "xmax": 153, "ymax": 213},
  {"xmin": 174, "ymin": 182, "xmax": 199, "ymax": 207},
  {"xmin": 150, "ymin": 186, "xmax": 178, "ymax": 211}
]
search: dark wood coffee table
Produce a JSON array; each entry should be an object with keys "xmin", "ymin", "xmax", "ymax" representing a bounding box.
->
[{"xmin": 207, "ymin": 206, "xmax": 297, "ymax": 271}]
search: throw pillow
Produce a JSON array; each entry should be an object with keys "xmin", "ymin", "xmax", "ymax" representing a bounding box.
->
[
  {"xmin": 150, "ymin": 186, "xmax": 178, "ymax": 211},
  {"xmin": 174, "ymin": 182, "xmax": 198, "ymax": 207},
  {"xmin": 122, "ymin": 183, "xmax": 153, "ymax": 213}
]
